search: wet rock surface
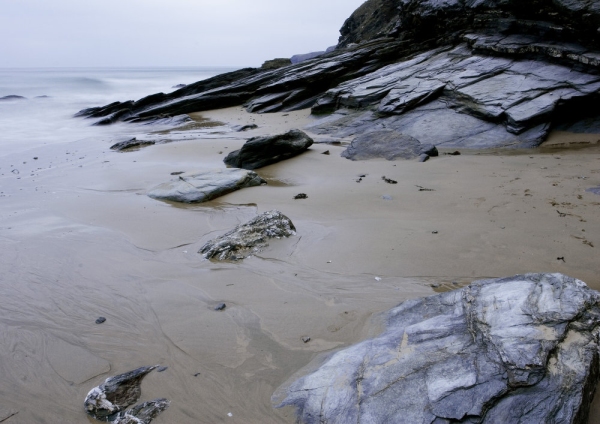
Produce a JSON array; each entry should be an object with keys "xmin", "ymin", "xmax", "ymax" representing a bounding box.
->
[
  {"xmin": 341, "ymin": 130, "xmax": 437, "ymax": 160},
  {"xmin": 77, "ymin": 0, "xmax": 600, "ymax": 149},
  {"xmin": 275, "ymin": 273, "xmax": 600, "ymax": 423},
  {"xmin": 110, "ymin": 138, "xmax": 155, "ymax": 151},
  {"xmin": 85, "ymin": 366, "xmax": 170, "ymax": 423},
  {"xmin": 147, "ymin": 168, "xmax": 265, "ymax": 204},
  {"xmin": 223, "ymin": 129, "xmax": 313, "ymax": 170},
  {"xmin": 199, "ymin": 210, "xmax": 296, "ymax": 261}
]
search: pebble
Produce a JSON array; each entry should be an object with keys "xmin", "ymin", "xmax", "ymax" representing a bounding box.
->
[
  {"xmin": 382, "ymin": 195, "xmax": 392, "ymax": 200},
  {"xmin": 432, "ymin": 231, "xmax": 439, "ymax": 234},
  {"xmin": 302, "ymin": 336, "xmax": 311, "ymax": 343},
  {"xmin": 294, "ymin": 193, "xmax": 308, "ymax": 199},
  {"xmin": 157, "ymin": 366, "xmax": 168, "ymax": 372},
  {"xmin": 322, "ymin": 150, "xmax": 330, "ymax": 155},
  {"xmin": 214, "ymin": 303, "xmax": 227, "ymax": 311},
  {"xmin": 95, "ymin": 317, "xmax": 106, "ymax": 324}
]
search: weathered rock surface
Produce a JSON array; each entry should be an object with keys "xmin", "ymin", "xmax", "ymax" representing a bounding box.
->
[
  {"xmin": 275, "ymin": 273, "xmax": 600, "ymax": 423},
  {"xmin": 85, "ymin": 366, "xmax": 170, "ymax": 423},
  {"xmin": 77, "ymin": 0, "xmax": 600, "ymax": 148},
  {"xmin": 224, "ymin": 129, "xmax": 313, "ymax": 170},
  {"xmin": 147, "ymin": 168, "xmax": 265, "ymax": 203},
  {"xmin": 110, "ymin": 138, "xmax": 155, "ymax": 151},
  {"xmin": 199, "ymin": 210, "xmax": 296, "ymax": 261},
  {"xmin": 341, "ymin": 129, "xmax": 437, "ymax": 160},
  {"xmin": 262, "ymin": 58, "xmax": 292, "ymax": 70}
]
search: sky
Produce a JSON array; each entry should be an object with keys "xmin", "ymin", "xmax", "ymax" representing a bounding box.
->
[{"xmin": 0, "ymin": 0, "xmax": 367, "ymax": 68}]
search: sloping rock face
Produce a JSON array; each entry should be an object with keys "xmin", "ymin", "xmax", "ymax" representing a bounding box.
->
[
  {"xmin": 76, "ymin": 0, "xmax": 600, "ymax": 148},
  {"xmin": 199, "ymin": 210, "xmax": 296, "ymax": 261},
  {"xmin": 341, "ymin": 129, "xmax": 437, "ymax": 160},
  {"xmin": 147, "ymin": 168, "xmax": 265, "ymax": 203},
  {"xmin": 224, "ymin": 129, "xmax": 313, "ymax": 169},
  {"xmin": 275, "ymin": 273, "xmax": 600, "ymax": 423}
]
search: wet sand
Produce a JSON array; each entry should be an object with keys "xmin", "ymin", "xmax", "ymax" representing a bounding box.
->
[{"xmin": 0, "ymin": 107, "xmax": 599, "ymax": 423}]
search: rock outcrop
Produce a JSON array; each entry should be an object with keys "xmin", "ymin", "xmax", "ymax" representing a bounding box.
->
[
  {"xmin": 223, "ymin": 129, "xmax": 313, "ymax": 169},
  {"xmin": 76, "ymin": 0, "xmax": 600, "ymax": 148},
  {"xmin": 147, "ymin": 168, "xmax": 265, "ymax": 203},
  {"xmin": 110, "ymin": 138, "xmax": 155, "ymax": 151},
  {"xmin": 84, "ymin": 366, "xmax": 169, "ymax": 423},
  {"xmin": 199, "ymin": 210, "xmax": 296, "ymax": 261},
  {"xmin": 274, "ymin": 273, "xmax": 600, "ymax": 423},
  {"xmin": 341, "ymin": 129, "xmax": 438, "ymax": 160}
]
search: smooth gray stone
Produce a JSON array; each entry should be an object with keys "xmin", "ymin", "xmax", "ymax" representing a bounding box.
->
[
  {"xmin": 147, "ymin": 168, "xmax": 265, "ymax": 203},
  {"xmin": 275, "ymin": 273, "xmax": 600, "ymax": 423},
  {"xmin": 84, "ymin": 366, "xmax": 169, "ymax": 422},
  {"xmin": 224, "ymin": 129, "xmax": 313, "ymax": 170},
  {"xmin": 199, "ymin": 210, "xmax": 296, "ymax": 261},
  {"xmin": 341, "ymin": 130, "xmax": 436, "ymax": 160}
]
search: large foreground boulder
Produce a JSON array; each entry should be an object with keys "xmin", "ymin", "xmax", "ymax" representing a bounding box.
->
[
  {"xmin": 147, "ymin": 168, "xmax": 265, "ymax": 203},
  {"xmin": 223, "ymin": 129, "xmax": 313, "ymax": 170},
  {"xmin": 84, "ymin": 366, "xmax": 169, "ymax": 423},
  {"xmin": 341, "ymin": 130, "xmax": 438, "ymax": 160},
  {"xmin": 200, "ymin": 210, "xmax": 296, "ymax": 261},
  {"xmin": 275, "ymin": 273, "xmax": 600, "ymax": 423}
]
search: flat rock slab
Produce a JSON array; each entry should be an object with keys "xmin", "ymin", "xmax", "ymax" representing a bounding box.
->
[
  {"xmin": 147, "ymin": 168, "xmax": 265, "ymax": 203},
  {"xmin": 199, "ymin": 210, "xmax": 296, "ymax": 261},
  {"xmin": 275, "ymin": 273, "xmax": 600, "ymax": 423},
  {"xmin": 341, "ymin": 129, "xmax": 437, "ymax": 160},
  {"xmin": 224, "ymin": 129, "xmax": 314, "ymax": 170}
]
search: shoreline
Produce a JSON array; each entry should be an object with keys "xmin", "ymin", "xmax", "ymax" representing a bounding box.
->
[{"xmin": 0, "ymin": 106, "xmax": 599, "ymax": 422}]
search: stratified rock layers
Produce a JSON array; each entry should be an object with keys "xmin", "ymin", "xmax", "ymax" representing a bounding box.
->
[{"xmin": 275, "ymin": 274, "xmax": 600, "ymax": 424}]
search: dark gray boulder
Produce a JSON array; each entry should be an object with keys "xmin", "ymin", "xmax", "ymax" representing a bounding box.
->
[
  {"xmin": 147, "ymin": 168, "xmax": 265, "ymax": 203},
  {"xmin": 223, "ymin": 129, "xmax": 313, "ymax": 170},
  {"xmin": 199, "ymin": 210, "xmax": 296, "ymax": 261},
  {"xmin": 341, "ymin": 130, "xmax": 437, "ymax": 160},
  {"xmin": 84, "ymin": 366, "xmax": 169, "ymax": 423},
  {"xmin": 275, "ymin": 273, "xmax": 600, "ymax": 423}
]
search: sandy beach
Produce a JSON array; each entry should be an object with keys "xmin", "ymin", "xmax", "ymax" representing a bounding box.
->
[{"xmin": 1, "ymin": 106, "xmax": 599, "ymax": 423}]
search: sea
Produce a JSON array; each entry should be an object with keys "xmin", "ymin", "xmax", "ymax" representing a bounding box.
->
[{"xmin": 0, "ymin": 67, "xmax": 238, "ymax": 157}]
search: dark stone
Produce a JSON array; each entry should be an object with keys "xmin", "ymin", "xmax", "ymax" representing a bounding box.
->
[
  {"xmin": 322, "ymin": 150, "xmax": 330, "ymax": 155},
  {"xmin": 301, "ymin": 337, "xmax": 311, "ymax": 343},
  {"xmin": 214, "ymin": 303, "xmax": 227, "ymax": 311},
  {"xmin": 446, "ymin": 151, "xmax": 461, "ymax": 156},
  {"xmin": 294, "ymin": 193, "xmax": 308, "ymax": 200},
  {"xmin": 84, "ymin": 366, "xmax": 169, "ymax": 423},
  {"xmin": 199, "ymin": 210, "xmax": 296, "ymax": 261},
  {"xmin": 418, "ymin": 153, "xmax": 430, "ymax": 162},
  {"xmin": 95, "ymin": 317, "xmax": 106, "ymax": 324},
  {"xmin": 224, "ymin": 129, "xmax": 313, "ymax": 170},
  {"xmin": 110, "ymin": 138, "xmax": 155, "ymax": 151},
  {"xmin": 232, "ymin": 124, "xmax": 258, "ymax": 132},
  {"xmin": 341, "ymin": 130, "xmax": 436, "ymax": 161},
  {"xmin": 382, "ymin": 176, "xmax": 397, "ymax": 184},
  {"xmin": 275, "ymin": 273, "xmax": 600, "ymax": 423},
  {"xmin": 0, "ymin": 95, "xmax": 26, "ymax": 101}
]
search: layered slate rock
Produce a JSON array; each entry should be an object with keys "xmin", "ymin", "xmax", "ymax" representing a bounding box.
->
[
  {"xmin": 147, "ymin": 168, "xmax": 265, "ymax": 203},
  {"xmin": 341, "ymin": 130, "xmax": 438, "ymax": 160},
  {"xmin": 200, "ymin": 210, "xmax": 296, "ymax": 261},
  {"xmin": 76, "ymin": 0, "xmax": 600, "ymax": 148},
  {"xmin": 275, "ymin": 273, "xmax": 600, "ymax": 423},
  {"xmin": 85, "ymin": 366, "xmax": 169, "ymax": 423},
  {"xmin": 224, "ymin": 129, "xmax": 313, "ymax": 170}
]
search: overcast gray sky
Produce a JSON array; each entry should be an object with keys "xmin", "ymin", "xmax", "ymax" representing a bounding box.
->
[{"xmin": 0, "ymin": 0, "xmax": 367, "ymax": 68}]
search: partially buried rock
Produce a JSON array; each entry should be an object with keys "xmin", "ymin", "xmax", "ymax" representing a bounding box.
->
[
  {"xmin": 294, "ymin": 193, "xmax": 308, "ymax": 199},
  {"xmin": 232, "ymin": 124, "xmax": 258, "ymax": 132},
  {"xmin": 147, "ymin": 168, "xmax": 265, "ymax": 203},
  {"xmin": 110, "ymin": 138, "xmax": 155, "ymax": 151},
  {"xmin": 223, "ymin": 129, "xmax": 313, "ymax": 170},
  {"xmin": 342, "ymin": 130, "xmax": 438, "ymax": 161},
  {"xmin": 85, "ymin": 366, "xmax": 169, "ymax": 423},
  {"xmin": 275, "ymin": 273, "xmax": 600, "ymax": 423},
  {"xmin": 200, "ymin": 210, "xmax": 296, "ymax": 261}
]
